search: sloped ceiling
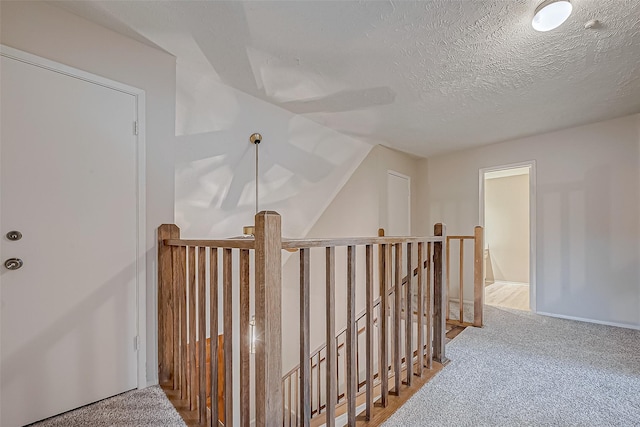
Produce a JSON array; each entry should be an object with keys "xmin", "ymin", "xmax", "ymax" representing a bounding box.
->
[{"xmin": 55, "ymin": 0, "xmax": 640, "ymax": 157}]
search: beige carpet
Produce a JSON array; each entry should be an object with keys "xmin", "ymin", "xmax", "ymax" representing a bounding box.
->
[
  {"xmin": 383, "ymin": 305, "xmax": 640, "ymax": 426},
  {"xmin": 27, "ymin": 386, "xmax": 185, "ymax": 427}
]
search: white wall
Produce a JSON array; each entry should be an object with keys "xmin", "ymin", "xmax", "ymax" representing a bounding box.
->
[
  {"xmin": 0, "ymin": 1, "xmax": 177, "ymax": 383},
  {"xmin": 420, "ymin": 114, "xmax": 640, "ymax": 328},
  {"xmin": 280, "ymin": 145, "xmax": 422, "ymax": 372},
  {"xmin": 485, "ymin": 174, "xmax": 530, "ymax": 283}
]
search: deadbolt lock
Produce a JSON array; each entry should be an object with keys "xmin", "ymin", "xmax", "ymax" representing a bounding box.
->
[{"xmin": 6, "ymin": 231, "xmax": 22, "ymax": 241}]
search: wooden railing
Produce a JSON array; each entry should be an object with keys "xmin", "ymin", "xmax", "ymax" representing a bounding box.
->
[
  {"xmin": 280, "ymin": 287, "xmax": 423, "ymax": 425},
  {"xmin": 445, "ymin": 226, "xmax": 484, "ymax": 327},
  {"xmin": 157, "ymin": 212, "xmax": 447, "ymax": 427}
]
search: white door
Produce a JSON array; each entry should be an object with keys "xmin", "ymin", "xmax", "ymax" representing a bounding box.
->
[
  {"xmin": 1, "ymin": 54, "xmax": 138, "ymax": 426},
  {"xmin": 386, "ymin": 171, "xmax": 410, "ymax": 236}
]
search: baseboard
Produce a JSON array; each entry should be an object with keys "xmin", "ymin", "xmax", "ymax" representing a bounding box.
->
[
  {"xmin": 488, "ymin": 280, "xmax": 529, "ymax": 286},
  {"xmin": 536, "ymin": 311, "xmax": 640, "ymax": 331}
]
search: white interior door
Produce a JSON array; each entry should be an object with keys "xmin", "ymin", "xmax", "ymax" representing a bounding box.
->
[
  {"xmin": 386, "ymin": 171, "xmax": 410, "ymax": 236},
  {"xmin": 1, "ymin": 55, "xmax": 138, "ymax": 427}
]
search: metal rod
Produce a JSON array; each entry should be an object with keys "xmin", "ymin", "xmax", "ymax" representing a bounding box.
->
[
  {"xmin": 255, "ymin": 143, "xmax": 260, "ymax": 215},
  {"xmin": 250, "ymin": 132, "xmax": 262, "ymax": 215}
]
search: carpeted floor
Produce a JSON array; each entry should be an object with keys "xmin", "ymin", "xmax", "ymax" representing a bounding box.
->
[
  {"xmin": 28, "ymin": 385, "xmax": 185, "ymax": 427},
  {"xmin": 383, "ymin": 305, "xmax": 640, "ymax": 426}
]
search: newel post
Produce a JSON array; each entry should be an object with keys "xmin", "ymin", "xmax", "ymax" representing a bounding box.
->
[
  {"xmin": 473, "ymin": 226, "xmax": 485, "ymax": 327},
  {"xmin": 254, "ymin": 211, "xmax": 283, "ymax": 426},
  {"xmin": 157, "ymin": 224, "xmax": 180, "ymax": 386},
  {"xmin": 433, "ymin": 223, "xmax": 448, "ymax": 365}
]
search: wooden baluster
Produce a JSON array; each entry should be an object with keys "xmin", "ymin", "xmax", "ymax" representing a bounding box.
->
[
  {"xmin": 426, "ymin": 243, "xmax": 433, "ymax": 369},
  {"xmin": 282, "ymin": 383, "xmax": 286, "ymax": 426},
  {"xmin": 317, "ymin": 354, "xmax": 321, "ymax": 414},
  {"xmin": 389, "ymin": 246, "xmax": 395, "ymax": 382},
  {"xmin": 416, "ymin": 242, "xmax": 424, "ymax": 376},
  {"xmin": 356, "ymin": 325, "xmax": 360, "ymax": 394},
  {"xmin": 325, "ymin": 246, "xmax": 336, "ymax": 426},
  {"xmin": 459, "ymin": 239, "xmax": 464, "ymax": 324},
  {"xmin": 169, "ymin": 243, "xmax": 186, "ymax": 395},
  {"xmin": 188, "ymin": 246, "xmax": 198, "ymax": 410},
  {"xmin": 288, "ymin": 377, "xmax": 292, "ymax": 427},
  {"xmin": 171, "ymin": 246, "xmax": 182, "ymax": 392},
  {"xmin": 365, "ymin": 244, "xmax": 374, "ymax": 419},
  {"xmin": 198, "ymin": 247, "xmax": 207, "ymax": 423},
  {"xmin": 223, "ymin": 248, "xmax": 233, "ymax": 426},
  {"xmin": 299, "ymin": 248, "xmax": 311, "ymax": 427},
  {"xmin": 240, "ymin": 249, "xmax": 250, "ymax": 427},
  {"xmin": 336, "ymin": 336, "xmax": 340, "ymax": 403},
  {"xmin": 393, "ymin": 243, "xmax": 402, "ymax": 394},
  {"xmin": 157, "ymin": 224, "xmax": 180, "ymax": 387},
  {"xmin": 474, "ymin": 226, "xmax": 485, "ymax": 327},
  {"xmin": 433, "ymin": 224, "xmax": 448, "ymax": 364},
  {"xmin": 179, "ymin": 246, "xmax": 188, "ymax": 400},
  {"xmin": 446, "ymin": 237, "xmax": 451, "ymax": 321},
  {"xmin": 405, "ymin": 242, "xmax": 413, "ymax": 385},
  {"xmin": 254, "ymin": 211, "xmax": 283, "ymax": 426},
  {"xmin": 378, "ymin": 244, "xmax": 389, "ymax": 407},
  {"xmin": 295, "ymin": 370, "xmax": 299, "ymax": 427},
  {"xmin": 386, "ymin": 244, "xmax": 393, "ymax": 396},
  {"xmin": 209, "ymin": 248, "xmax": 219, "ymax": 427},
  {"xmin": 346, "ymin": 246, "xmax": 356, "ymax": 426}
]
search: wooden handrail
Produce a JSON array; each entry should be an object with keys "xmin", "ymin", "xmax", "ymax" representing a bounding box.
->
[
  {"xmin": 164, "ymin": 236, "xmax": 446, "ymax": 251},
  {"xmin": 163, "ymin": 238, "xmax": 255, "ymax": 249},
  {"xmin": 282, "ymin": 236, "xmax": 444, "ymax": 249}
]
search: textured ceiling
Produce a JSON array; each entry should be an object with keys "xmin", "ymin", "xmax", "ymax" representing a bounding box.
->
[{"xmin": 55, "ymin": 0, "xmax": 640, "ymax": 157}]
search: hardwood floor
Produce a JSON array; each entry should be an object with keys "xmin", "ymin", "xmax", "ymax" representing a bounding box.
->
[
  {"xmin": 161, "ymin": 385, "xmax": 206, "ymax": 427},
  {"xmin": 484, "ymin": 281, "xmax": 529, "ymax": 311}
]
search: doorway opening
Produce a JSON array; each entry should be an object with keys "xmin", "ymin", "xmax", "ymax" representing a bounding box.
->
[{"xmin": 480, "ymin": 163, "xmax": 535, "ymax": 312}]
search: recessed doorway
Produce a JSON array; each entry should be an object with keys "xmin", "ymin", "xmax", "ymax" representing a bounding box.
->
[{"xmin": 480, "ymin": 163, "xmax": 535, "ymax": 312}]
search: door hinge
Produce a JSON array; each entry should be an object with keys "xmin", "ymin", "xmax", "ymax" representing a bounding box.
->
[
  {"xmin": 133, "ymin": 121, "xmax": 139, "ymax": 136},
  {"xmin": 134, "ymin": 335, "xmax": 140, "ymax": 351}
]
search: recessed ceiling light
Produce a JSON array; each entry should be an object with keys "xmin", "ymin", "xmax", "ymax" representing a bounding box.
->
[{"xmin": 532, "ymin": 0, "xmax": 573, "ymax": 32}]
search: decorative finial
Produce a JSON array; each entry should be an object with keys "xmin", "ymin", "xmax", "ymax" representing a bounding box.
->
[{"xmin": 250, "ymin": 133, "xmax": 262, "ymax": 144}]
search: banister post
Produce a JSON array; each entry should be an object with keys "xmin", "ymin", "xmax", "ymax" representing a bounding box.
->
[
  {"xmin": 254, "ymin": 211, "xmax": 283, "ymax": 426},
  {"xmin": 433, "ymin": 223, "xmax": 448, "ymax": 365},
  {"xmin": 157, "ymin": 224, "xmax": 180, "ymax": 386},
  {"xmin": 473, "ymin": 226, "xmax": 485, "ymax": 327}
]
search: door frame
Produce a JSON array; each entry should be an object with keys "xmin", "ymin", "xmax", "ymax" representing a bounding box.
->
[
  {"xmin": 386, "ymin": 170, "xmax": 411, "ymax": 235},
  {"xmin": 0, "ymin": 45, "xmax": 148, "ymax": 389},
  {"xmin": 478, "ymin": 160, "xmax": 536, "ymax": 312}
]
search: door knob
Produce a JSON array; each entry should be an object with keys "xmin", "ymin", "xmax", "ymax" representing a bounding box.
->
[{"xmin": 4, "ymin": 258, "xmax": 23, "ymax": 270}]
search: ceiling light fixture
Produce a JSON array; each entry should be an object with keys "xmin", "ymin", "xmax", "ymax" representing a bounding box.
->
[{"xmin": 532, "ymin": 0, "xmax": 573, "ymax": 32}]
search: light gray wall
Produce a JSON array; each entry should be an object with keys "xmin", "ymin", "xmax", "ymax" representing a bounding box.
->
[
  {"xmin": 419, "ymin": 114, "xmax": 640, "ymax": 328},
  {"xmin": 1, "ymin": 1, "xmax": 177, "ymax": 383}
]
